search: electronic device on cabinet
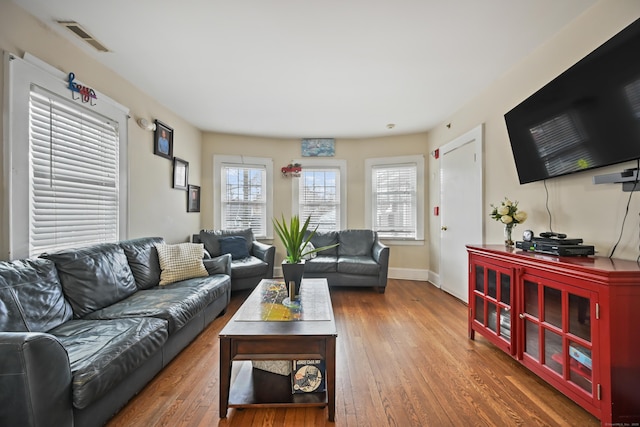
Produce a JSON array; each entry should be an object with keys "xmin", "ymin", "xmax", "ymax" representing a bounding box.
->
[{"xmin": 516, "ymin": 230, "xmax": 595, "ymax": 256}]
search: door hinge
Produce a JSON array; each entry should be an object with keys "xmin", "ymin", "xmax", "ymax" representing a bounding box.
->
[
  {"xmin": 597, "ymin": 384, "xmax": 602, "ymax": 400},
  {"xmin": 595, "ymin": 303, "xmax": 600, "ymax": 320}
]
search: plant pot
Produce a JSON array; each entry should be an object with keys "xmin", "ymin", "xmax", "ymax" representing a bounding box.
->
[{"xmin": 282, "ymin": 260, "xmax": 305, "ymax": 297}]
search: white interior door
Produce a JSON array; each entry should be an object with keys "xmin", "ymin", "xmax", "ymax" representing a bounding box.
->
[{"xmin": 439, "ymin": 125, "xmax": 483, "ymax": 302}]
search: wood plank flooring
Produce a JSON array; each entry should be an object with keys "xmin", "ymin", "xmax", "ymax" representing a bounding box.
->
[{"xmin": 106, "ymin": 279, "xmax": 599, "ymax": 427}]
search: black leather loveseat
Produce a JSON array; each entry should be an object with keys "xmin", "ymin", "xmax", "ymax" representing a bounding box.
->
[
  {"xmin": 302, "ymin": 229, "xmax": 389, "ymax": 293},
  {"xmin": 0, "ymin": 237, "xmax": 231, "ymax": 427}
]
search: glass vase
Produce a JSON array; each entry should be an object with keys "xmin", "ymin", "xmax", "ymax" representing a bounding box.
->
[{"xmin": 504, "ymin": 224, "xmax": 514, "ymax": 247}]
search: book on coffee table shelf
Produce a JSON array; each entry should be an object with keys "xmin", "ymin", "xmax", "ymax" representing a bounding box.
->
[
  {"xmin": 291, "ymin": 359, "xmax": 326, "ymax": 394},
  {"xmin": 251, "ymin": 360, "xmax": 292, "ymax": 376}
]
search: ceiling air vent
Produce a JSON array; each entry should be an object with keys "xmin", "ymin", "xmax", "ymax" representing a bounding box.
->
[{"xmin": 57, "ymin": 21, "xmax": 110, "ymax": 52}]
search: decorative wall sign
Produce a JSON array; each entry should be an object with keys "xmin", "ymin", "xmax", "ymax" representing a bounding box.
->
[
  {"xmin": 173, "ymin": 157, "xmax": 189, "ymax": 190},
  {"xmin": 281, "ymin": 163, "xmax": 302, "ymax": 177},
  {"xmin": 154, "ymin": 120, "xmax": 173, "ymax": 160},
  {"xmin": 301, "ymin": 138, "xmax": 335, "ymax": 157},
  {"xmin": 67, "ymin": 72, "xmax": 97, "ymax": 105},
  {"xmin": 187, "ymin": 185, "xmax": 201, "ymax": 212}
]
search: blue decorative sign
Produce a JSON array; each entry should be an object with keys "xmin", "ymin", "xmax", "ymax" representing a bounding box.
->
[{"xmin": 301, "ymin": 138, "xmax": 335, "ymax": 157}]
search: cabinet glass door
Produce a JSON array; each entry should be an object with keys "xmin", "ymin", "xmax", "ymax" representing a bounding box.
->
[
  {"xmin": 471, "ymin": 260, "xmax": 513, "ymax": 353},
  {"xmin": 520, "ymin": 276, "xmax": 594, "ymax": 397}
]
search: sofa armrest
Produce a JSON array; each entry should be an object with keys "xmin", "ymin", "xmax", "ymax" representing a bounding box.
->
[
  {"xmin": 372, "ymin": 240, "xmax": 390, "ymax": 287},
  {"xmin": 372, "ymin": 239, "xmax": 389, "ymax": 264},
  {"xmin": 251, "ymin": 241, "xmax": 276, "ymax": 278},
  {"xmin": 0, "ymin": 332, "xmax": 73, "ymax": 427},
  {"xmin": 203, "ymin": 253, "xmax": 232, "ymax": 276}
]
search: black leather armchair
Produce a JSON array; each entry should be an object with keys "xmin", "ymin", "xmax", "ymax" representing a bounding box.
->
[{"xmin": 194, "ymin": 228, "xmax": 275, "ymax": 291}]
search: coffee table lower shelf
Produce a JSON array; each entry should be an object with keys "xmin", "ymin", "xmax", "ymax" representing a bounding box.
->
[{"xmin": 228, "ymin": 361, "xmax": 327, "ymax": 409}]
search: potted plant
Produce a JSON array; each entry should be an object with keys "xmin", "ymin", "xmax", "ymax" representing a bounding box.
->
[{"xmin": 272, "ymin": 214, "xmax": 338, "ymax": 297}]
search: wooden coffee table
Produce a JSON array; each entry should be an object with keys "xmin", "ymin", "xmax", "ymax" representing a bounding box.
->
[{"xmin": 219, "ymin": 278, "xmax": 337, "ymax": 421}]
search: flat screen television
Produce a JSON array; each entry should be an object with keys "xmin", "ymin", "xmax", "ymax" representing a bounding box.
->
[{"xmin": 504, "ymin": 18, "xmax": 640, "ymax": 185}]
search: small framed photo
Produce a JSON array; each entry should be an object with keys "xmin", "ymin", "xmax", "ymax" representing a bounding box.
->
[
  {"xmin": 187, "ymin": 185, "xmax": 201, "ymax": 212},
  {"xmin": 154, "ymin": 120, "xmax": 173, "ymax": 160},
  {"xmin": 173, "ymin": 157, "xmax": 189, "ymax": 190}
]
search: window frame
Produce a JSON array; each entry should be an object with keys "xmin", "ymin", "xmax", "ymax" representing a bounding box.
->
[
  {"xmin": 292, "ymin": 158, "xmax": 347, "ymax": 232},
  {"xmin": 213, "ymin": 155, "xmax": 273, "ymax": 239},
  {"xmin": 4, "ymin": 52, "xmax": 129, "ymax": 259},
  {"xmin": 365, "ymin": 155, "xmax": 425, "ymax": 244}
]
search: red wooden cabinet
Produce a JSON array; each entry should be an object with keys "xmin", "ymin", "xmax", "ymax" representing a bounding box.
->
[{"xmin": 467, "ymin": 245, "xmax": 640, "ymax": 426}]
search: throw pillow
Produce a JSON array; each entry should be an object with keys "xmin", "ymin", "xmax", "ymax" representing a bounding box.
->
[
  {"xmin": 219, "ymin": 236, "xmax": 250, "ymax": 260},
  {"xmin": 300, "ymin": 241, "xmax": 317, "ymax": 260},
  {"xmin": 155, "ymin": 243, "xmax": 208, "ymax": 286},
  {"xmin": 203, "ymin": 254, "xmax": 231, "ymax": 275}
]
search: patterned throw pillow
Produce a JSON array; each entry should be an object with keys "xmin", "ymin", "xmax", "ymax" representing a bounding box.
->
[
  {"xmin": 155, "ymin": 243, "xmax": 208, "ymax": 286},
  {"xmin": 300, "ymin": 241, "xmax": 317, "ymax": 260}
]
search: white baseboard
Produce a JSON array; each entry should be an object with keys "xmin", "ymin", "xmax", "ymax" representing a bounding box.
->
[
  {"xmin": 388, "ymin": 268, "xmax": 430, "ymax": 282},
  {"xmin": 427, "ymin": 270, "xmax": 440, "ymax": 287}
]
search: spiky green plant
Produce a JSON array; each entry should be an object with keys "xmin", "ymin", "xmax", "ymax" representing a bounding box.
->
[{"xmin": 272, "ymin": 214, "xmax": 338, "ymax": 263}]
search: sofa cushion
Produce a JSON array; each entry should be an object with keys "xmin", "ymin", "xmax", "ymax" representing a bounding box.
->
[
  {"xmin": 50, "ymin": 317, "xmax": 168, "ymax": 410},
  {"xmin": 303, "ymin": 255, "xmax": 338, "ymax": 273},
  {"xmin": 230, "ymin": 256, "xmax": 269, "ymax": 278},
  {"xmin": 337, "ymin": 256, "xmax": 381, "ymax": 276},
  {"xmin": 155, "ymin": 243, "xmax": 208, "ymax": 286},
  {"xmin": 0, "ymin": 259, "xmax": 73, "ymax": 332},
  {"xmin": 84, "ymin": 275, "xmax": 230, "ymax": 333},
  {"xmin": 119, "ymin": 237, "xmax": 164, "ymax": 290},
  {"xmin": 42, "ymin": 244, "xmax": 137, "ymax": 319},
  {"xmin": 307, "ymin": 231, "xmax": 339, "ymax": 256},
  {"xmin": 219, "ymin": 236, "xmax": 250, "ymax": 260},
  {"xmin": 338, "ymin": 230, "xmax": 375, "ymax": 256},
  {"xmin": 199, "ymin": 228, "xmax": 254, "ymax": 257}
]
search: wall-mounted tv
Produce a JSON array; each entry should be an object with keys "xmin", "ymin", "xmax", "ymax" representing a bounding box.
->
[{"xmin": 504, "ymin": 18, "xmax": 640, "ymax": 185}]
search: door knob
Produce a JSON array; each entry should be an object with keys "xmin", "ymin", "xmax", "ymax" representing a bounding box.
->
[{"xmin": 441, "ymin": 226, "xmax": 448, "ymax": 231}]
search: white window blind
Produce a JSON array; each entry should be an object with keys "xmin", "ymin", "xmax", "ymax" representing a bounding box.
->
[
  {"xmin": 29, "ymin": 86, "xmax": 119, "ymax": 255},
  {"xmin": 372, "ymin": 163, "xmax": 417, "ymax": 239},
  {"xmin": 221, "ymin": 164, "xmax": 267, "ymax": 235},
  {"xmin": 299, "ymin": 168, "xmax": 340, "ymax": 232}
]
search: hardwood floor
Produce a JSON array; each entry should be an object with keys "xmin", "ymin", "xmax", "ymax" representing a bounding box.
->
[{"xmin": 106, "ymin": 279, "xmax": 599, "ymax": 427}]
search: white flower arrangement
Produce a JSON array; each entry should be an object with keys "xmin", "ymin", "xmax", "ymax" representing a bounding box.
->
[{"xmin": 490, "ymin": 198, "xmax": 527, "ymax": 226}]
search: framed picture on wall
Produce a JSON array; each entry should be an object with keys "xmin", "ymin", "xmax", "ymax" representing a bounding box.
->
[
  {"xmin": 301, "ymin": 138, "xmax": 335, "ymax": 157},
  {"xmin": 153, "ymin": 120, "xmax": 174, "ymax": 160},
  {"xmin": 187, "ymin": 185, "xmax": 201, "ymax": 212},
  {"xmin": 173, "ymin": 157, "xmax": 188, "ymax": 190}
]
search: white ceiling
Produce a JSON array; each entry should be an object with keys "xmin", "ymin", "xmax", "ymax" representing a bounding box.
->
[{"xmin": 12, "ymin": 0, "xmax": 598, "ymax": 138}]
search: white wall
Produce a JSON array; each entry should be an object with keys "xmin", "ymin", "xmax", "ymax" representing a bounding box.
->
[{"xmin": 428, "ymin": 0, "xmax": 640, "ymax": 270}]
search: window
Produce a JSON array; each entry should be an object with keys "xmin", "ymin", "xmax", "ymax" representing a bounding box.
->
[
  {"xmin": 365, "ymin": 155, "xmax": 424, "ymax": 241},
  {"xmin": 213, "ymin": 156, "xmax": 273, "ymax": 238},
  {"xmin": 29, "ymin": 88, "xmax": 120, "ymax": 255},
  {"xmin": 293, "ymin": 159, "xmax": 347, "ymax": 232},
  {"xmin": 5, "ymin": 53, "xmax": 129, "ymax": 259}
]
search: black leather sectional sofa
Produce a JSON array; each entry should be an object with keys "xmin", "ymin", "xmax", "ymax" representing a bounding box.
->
[{"xmin": 0, "ymin": 237, "xmax": 231, "ymax": 427}]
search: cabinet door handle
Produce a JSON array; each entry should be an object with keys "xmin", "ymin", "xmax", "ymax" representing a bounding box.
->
[{"xmin": 519, "ymin": 313, "xmax": 525, "ymax": 319}]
